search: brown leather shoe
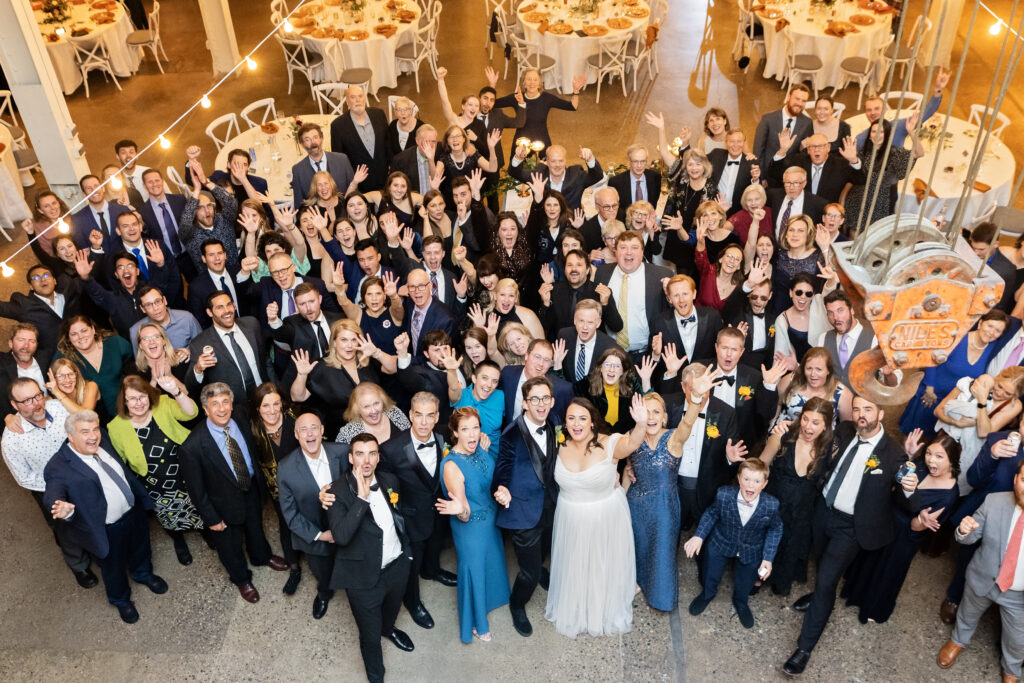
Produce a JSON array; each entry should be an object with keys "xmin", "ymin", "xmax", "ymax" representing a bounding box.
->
[
  {"xmin": 238, "ymin": 582, "xmax": 260, "ymax": 603},
  {"xmin": 939, "ymin": 598, "xmax": 958, "ymax": 625},
  {"xmin": 937, "ymin": 640, "xmax": 963, "ymax": 669},
  {"xmin": 266, "ymin": 555, "xmax": 288, "ymax": 571},
  {"xmin": 1003, "ymin": 672, "xmax": 1020, "ymax": 683}
]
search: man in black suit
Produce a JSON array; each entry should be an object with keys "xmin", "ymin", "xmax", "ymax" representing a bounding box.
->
[
  {"xmin": 379, "ymin": 392, "xmax": 457, "ymax": 630},
  {"xmin": 0, "ymin": 324, "xmax": 48, "ymax": 419},
  {"xmin": 767, "ymin": 133, "xmax": 865, "ymax": 203},
  {"xmin": 108, "ymin": 210, "xmax": 181, "ymax": 303},
  {"xmin": 969, "ymin": 222, "xmax": 1018, "ymax": 313},
  {"xmin": 259, "ymin": 252, "xmax": 339, "ymax": 343},
  {"xmin": 649, "ymin": 274, "xmax": 722, "ymax": 390},
  {"xmin": 538, "ymin": 250, "xmax": 622, "ymax": 339},
  {"xmin": 187, "ymin": 239, "xmax": 257, "ymax": 326},
  {"xmin": 447, "ymin": 175, "xmax": 493, "ymax": 268},
  {"xmin": 331, "ymin": 85, "xmax": 390, "ymax": 192},
  {"xmin": 419, "ymin": 236, "xmax": 467, "ymax": 318},
  {"xmin": 70, "ymin": 174, "xmax": 131, "ymax": 251},
  {"xmin": 478, "ymin": 70, "xmax": 528, "ymax": 212},
  {"xmin": 577, "ymin": 186, "xmax": 622, "ymax": 253},
  {"xmin": 326, "ymin": 433, "xmax": 415, "ymax": 682},
  {"xmin": 73, "ymin": 247, "xmax": 174, "ymax": 340},
  {"xmin": 291, "ymin": 122, "xmax": 356, "ymax": 207},
  {"xmin": 186, "ymin": 292, "xmax": 275, "ymax": 422},
  {"xmin": 595, "ymin": 231, "xmax": 674, "ymax": 363},
  {"xmin": 709, "ymin": 130, "xmax": 757, "ymax": 216},
  {"xmin": 498, "ymin": 339, "xmax": 574, "ymax": 427},
  {"xmin": 401, "ymin": 269, "xmax": 456, "ymax": 361},
  {"xmin": 783, "ymin": 395, "xmax": 913, "ymax": 676},
  {"xmin": 507, "ymin": 143, "xmax": 603, "ymax": 213},
  {"xmin": 44, "ymin": 410, "xmax": 167, "ymax": 624},
  {"xmin": 138, "ymin": 168, "xmax": 189, "ymax": 271},
  {"xmin": 767, "ymin": 167, "xmax": 827, "ymax": 239},
  {"xmin": 270, "ymin": 281, "xmax": 342, "ymax": 361},
  {"xmin": 389, "ymin": 125, "xmax": 438, "ymax": 197},
  {"xmin": 724, "ymin": 279, "xmax": 775, "ymax": 371},
  {"xmin": 179, "ymin": 383, "xmax": 288, "ymax": 603},
  {"xmin": 395, "ymin": 331, "xmax": 458, "ymax": 426},
  {"xmin": 607, "ymin": 144, "xmax": 661, "ymax": 221},
  {"xmin": 556, "ymin": 299, "xmax": 617, "ymax": 391},
  {"xmin": 384, "ymin": 96, "xmax": 424, "ymax": 162},
  {"xmin": 277, "ymin": 413, "xmax": 348, "ymax": 619},
  {"xmin": 0, "ymin": 265, "xmax": 81, "ymax": 366},
  {"xmin": 752, "ymin": 84, "xmax": 813, "ymax": 169}
]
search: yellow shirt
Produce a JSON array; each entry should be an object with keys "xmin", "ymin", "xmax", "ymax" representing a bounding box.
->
[{"xmin": 604, "ymin": 384, "xmax": 619, "ymax": 426}]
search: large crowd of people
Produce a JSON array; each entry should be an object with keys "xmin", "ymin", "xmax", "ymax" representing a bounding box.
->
[{"xmin": 3, "ymin": 60, "xmax": 1024, "ymax": 682}]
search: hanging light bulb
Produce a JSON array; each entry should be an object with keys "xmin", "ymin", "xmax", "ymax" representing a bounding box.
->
[
  {"xmin": 246, "ymin": 56, "xmax": 257, "ymax": 70},
  {"xmin": 57, "ymin": 218, "xmax": 70, "ymax": 234},
  {"xmin": 55, "ymin": 27, "xmax": 65, "ymax": 36},
  {"xmin": 284, "ymin": 20, "xmax": 294, "ymax": 33},
  {"xmin": 201, "ymin": 95, "xmax": 212, "ymax": 109},
  {"xmin": 159, "ymin": 135, "xmax": 171, "ymax": 149},
  {"xmin": 990, "ymin": 20, "xmax": 1003, "ymax": 35},
  {"xmin": 0, "ymin": 262, "xmax": 14, "ymax": 278},
  {"xmin": 110, "ymin": 175, "xmax": 123, "ymax": 190}
]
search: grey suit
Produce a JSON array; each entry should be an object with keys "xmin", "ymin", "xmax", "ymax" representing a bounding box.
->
[
  {"xmin": 752, "ymin": 109, "xmax": 813, "ymax": 169},
  {"xmin": 952, "ymin": 491, "xmax": 1024, "ymax": 677},
  {"xmin": 290, "ymin": 152, "xmax": 355, "ymax": 207}
]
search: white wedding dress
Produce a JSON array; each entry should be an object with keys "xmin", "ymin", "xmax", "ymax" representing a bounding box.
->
[{"xmin": 544, "ymin": 433, "xmax": 636, "ymax": 638}]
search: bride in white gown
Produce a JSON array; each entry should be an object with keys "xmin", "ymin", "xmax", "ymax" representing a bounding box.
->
[{"xmin": 545, "ymin": 395, "xmax": 648, "ymax": 638}]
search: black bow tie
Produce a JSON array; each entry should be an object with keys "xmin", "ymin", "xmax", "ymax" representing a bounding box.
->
[
  {"xmin": 536, "ymin": 426, "xmax": 546, "ymax": 436},
  {"xmin": 726, "ymin": 160, "xmax": 740, "ymax": 166},
  {"xmin": 680, "ymin": 315, "xmax": 696, "ymax": 327},
  {"xmin": 720, "ymin": 375, "xmax": 735, "ymax": 386},
  {"xmin": 752, "ymin": 312, "xmax": 766, "ymax": 319},
  {"xmin": 369, "ymin": 482, "xmax": 380, "ymax": 492},
  {"xmin": 417, "ymin": 441, "xmax": 435, "ymax": 450},
  {"xmin": 698, "ymin": 412, "xmax": 706, "ymax": 419}
]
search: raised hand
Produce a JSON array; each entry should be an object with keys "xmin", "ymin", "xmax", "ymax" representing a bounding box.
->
[
  {"xmin": 650, "ymin": 331, "xmax": 663, "ymax": 358},
  {"xmin": 628, "ymin": 391, "xmax": 649, "ymax": 426},
  {"xmin": 636, "ymin": 355, "xmax": 657, "ymax": 385},
  {"xmin": 644, "ymin": 111, "xmax": 665, "ymax": 130},
  {"xmin": 266, "ymin": 301, "xmax": 280, "ymax": 323},
  {"xmin": 400, "ymin": 227, "xmax": 415, "ymax": 252},
  {"xmin": 678, "ymin": 125, "xmax": 692, "ymax": 148},
  {"xmin": 381, "ymin": 270, "xmax": 398, "ymax": 299},
  {"xmin": 379, "ymin": 211, "xmax": 401, "ymax": 242},
  {"xmin": 958, "ymin": 515, "xmax": 979, "ymax": 536},
  {"xmin": 356, "ymin": 334, "xmax": 379, "ymax": 360},
  {"xmin": 484, "ymin": 65, "xmax": 499, "ymax": 88},
  {"xmin": 485, "ymin": 313, "xmax": 500, "ymax": 339},
  {"xmin": 771, "ymin": 420, "xmax": 792, "ymax": 439},
  {"xmin": 154, "ymin": 374, "xmax": 179, "ymax": 395},
  {"xmin": 735, "ymin": 321, "xmax": 750, "ymax": 338},
  {"xmin": 571, "ymin": 207, "xmax": 585, "ymax": 228},
  {"xmin": 571, "ymin": 74, "xmax": 587, "ymax": 93},
  {"xmin": 467, "ymin": 303, "xmax": 486, "ymax": 328},
  {"xmin": 529, "ymin": 171, "xmax": 547, "ymax": 200},
  {"xmin": 761, "ymin": 358, "xmax": 788, "ymax": 386},
  {"xmin": 540, "ymin": 262, "xmax": 555, "ymax": 284},
  {"xmin": 238, "ymin": 211, "xmax": 260, "ymax": 234},
  {"xmin": 292, "ymin": 348, "xmax": 318, "ymax": 375},
  {"xmin": 725, "ymin": 438, "xmax": 748, "ymax": 463},
  {"xmin": 513, "ymin": 86, "xmax": 525, "ymax": 106},
  {"xmin": 538, "ymin": 281, "xmax": 554, "ymax": 307},
  {"xmin": 594, "ymin": 282, "xmax": 611, "ymax": 306},
  {"xmin": 839, "ymin": 135, "xmax": 859, "ymax": 163},
  {"xmin": 451, "ymin": 273, "xmax": 468, "ymax": 299},
  {"xmin": 89, "ymin": 229, "xmax": 105, "ymax": 250},
  {"xmin": 439, "ymin": 346, "xmax": 462, "ymax": 371},
  {"xmin": 689, "ymin": 363, "xmax": 720, "ymax": 401},
  {"xmin": 662, "ymin": 342, "xmax": 686, "ymax": 376},
  {"xmin": 429, "ymin": 167, "xmax": 445, "ymax": 192},
  {"xmin": 579, "ymin": 147, "xmax": 594, "ymax": 163},
  {"xmin": 487, "ymin": 127, "xmax": 501, "ymax": 149},
  {"xmin": 393, "ymin": 331, "xmax": 410, "ymax": 357},
  {"xmin": 715, "ymin": 192, "xmax": 731, "ymax": 213},
  {"xmin": 817, "ymin": 260, "xmax": 837, "ymax": 284},
  {"xmin": 552, "ymin": 337, "xmax": 567, "ymax": 368},
  {"xmin": 436, "ymin": 66, "xmax": 448, "ymax": 80},
  {"xmin": 661, "ymin": 211, "xmax": 686, "ymax": 239},
  {"xmin": 777, "ymin": 128, "xmax": 794, "ymax": 156},
  {"xmin": 144, "ymin": 239, "xmax": 165, "ymax": 267},
  {"xmin": 186, "ymin": 145, "xmax": 202, "ymax": 161},
  {"xmin": 453, "ymin": 244, "xmax": 468, "ymax": 264},
  {"xmin": 73, "ymin": 249, "xmax": 95, "ymax": 279}
]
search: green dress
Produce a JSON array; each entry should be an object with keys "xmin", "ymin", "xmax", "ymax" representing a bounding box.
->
[{"xmin": 55, "ymin": 335, "xmax": 135, "ymax": 421}]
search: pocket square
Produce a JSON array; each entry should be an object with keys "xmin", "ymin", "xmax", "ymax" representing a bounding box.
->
[{"xmin": 869, "ymin": 469, "xmax": 883, "ymax": 474}]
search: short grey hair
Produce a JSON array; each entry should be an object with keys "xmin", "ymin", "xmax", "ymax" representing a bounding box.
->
[
  {"xmin": 410, "ymin": 391, "xmax": 440, "ymax": 410},
  {"xmin": 200, "ymin": 382, "xmax": 234, "ymax": 407},
  {"xmin": 740, "ymin": 183, "xmax": 767, "ymax": 211},
  {"xmin": 66, "ymin": 409, "xmax": 100, "ymax": 435},
  {"xmin": 680, "ymin": 363, "xmax": 707, "ymax": 385}
]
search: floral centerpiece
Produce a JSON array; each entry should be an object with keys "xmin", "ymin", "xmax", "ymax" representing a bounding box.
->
[
  {"xmin": 571, "ymin": 0, "xmax": 600, "ymax": 15},
  {"xmin": 342, "ymin": 0, "xmax": 367, "ymax": 12},
  {"xmin": 40, "ymin": 0, "xmax": 72, "ymax": 25}
]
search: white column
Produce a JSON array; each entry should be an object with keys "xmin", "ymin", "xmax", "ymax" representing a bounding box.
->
[
  {"xmin": 197, "ymin": 0, "xmax": 243, "ymax": 77},
  {"xmin": 0, "ymin": 1, "xmax": 90, "ymax": 205}
]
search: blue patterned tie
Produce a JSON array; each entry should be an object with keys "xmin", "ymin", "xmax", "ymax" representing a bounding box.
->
[
  {"xmin": 160, "ymin": 203, "xmax": 180, "ymax": 256},
  {"xmin": 575, "ymin": 344, "xmax": 586, "ymax": 381}
]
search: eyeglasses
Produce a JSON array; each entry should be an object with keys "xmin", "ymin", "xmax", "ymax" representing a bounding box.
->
[
  {"xmin": 30, "ymin": 273, "xmax": 53, "ymax": 282},
  {"xmin": 126, "ymin": 395, "xmax": 149, "ymax": 404},
  {"xmin": 13, "ymin": 392, "xmax": 44, "ymax": 406},
  {"xmin": 602, "ymin": 362, "xmax": 623, "ymax": 370},
  {"xmin": 721, "ymin": 254, "xmax": 741, "ymax": 263},
  {"xmin": 115, "ymin": 264, "xmax": 138, "ymax": 272},
  {"xmin": 296, "ymin": 425, "xmax": 322, "ymax": 434},
  {"xmin": 526, "ymin": 395, "xmax": 553, "ymax": 405},
  {"xmin": 596, "ymin": 202, "xmax": 619, "ymax": 209},
  {"xmin": 806, "ymin": 143, "xmax": 828, "ymax": 150},
  {"xmin": 749, "ymin": 294, "xmax": 770, "ymax": 302},
  {"xmin": 530, "ymin": 353, "xmax": 553, "ymax": 364},
  {"xmin": 140, "ymin": 299, "xmax": 163, "ymax": 309},
  {"xmin": 793, "ymin": 289, "xmax": 813, "ymax": 297},
  {"xmin": 395, "ymin": 107, "xmax": 413, "ymax": 113},
  {"xmin": 55, "ymin": 372, "xmax": 76, "ymax": 380},
  {"xmin": 270, "ymin": 266, "xmax": 293, "ymax": 277},
  {"xmin": 824, "ymin": 213, "xmax": 844, "ymax": 220},
  {"xmin": 783, "ymin": 180, "xmax": 805, "ymax": 187},
  {"xmin": 408, "ymin": 284, "xmax": 430, "ymax": 292},
  {"xmin": 139, "ymin": 334, "xmax": 163, "ymax": 343}
]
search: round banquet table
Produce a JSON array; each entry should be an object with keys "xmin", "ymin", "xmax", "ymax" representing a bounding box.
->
[
  {"xmin": 291, "ymin": 0, "xmax": 420, "ymax": 95},
  {"xmin": 759, "ymin": 1, "xmax": 892, "ymax": 91},
  {"xmin": 36, "ymin": 1, "xmax": 140, "ymax": 96},
  {"xmin": 846, "ymin": 111, "xmax": 1016, "ymax": 226},
  {"xmin": 516, "ymin": 0, "xmax": 651, "ymax": 95},
  {"xmin": 215, "ymin": 114, "xmax": 335, "ymax": 202}
]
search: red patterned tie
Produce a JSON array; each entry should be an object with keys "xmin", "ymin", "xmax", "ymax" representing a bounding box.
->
[{"xmin": 997, "ymin": 510, "xmax": 1024, "ymax": 591}]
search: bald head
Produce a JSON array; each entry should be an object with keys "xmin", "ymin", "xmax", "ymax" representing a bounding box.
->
[{"xmin": 594, "ymin": 187, "xmax": 619, "ymax": 220}]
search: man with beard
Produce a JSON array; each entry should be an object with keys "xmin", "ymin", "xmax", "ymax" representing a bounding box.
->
[
  {"xmin": 783, "ymin": 395, "xmax": 912, "ymax": 676},
  {"xmin": 817, "ymin": 290, "xmax": 895, "ymax": 389},
  {"xmin": 752, "ymin": 84, "xmax": 813, "ymax": 169},
  {"xmin": 538, "ymin": 249, "xmax": 622, "ymax": 338},
  {"xmin": 291, "ymin": 122, "xmax": 357, "ymax": 206},
  {"xmin": 179, "ymin": 156, "xmax": 241, "ymax": 273}
]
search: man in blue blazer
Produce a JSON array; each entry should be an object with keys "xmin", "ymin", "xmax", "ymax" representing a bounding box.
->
[
  {"xmin": 138, "ymin": 169, "xmax": 190, "ymax": 274},
  {"xmin": 751, "ymin": 84, "xmax": 814, "ymax": 169},
  {"xmin": 70, "ymin": 174, "xmax": 131, "ymax": 251},
  {"xmin": 43, "ymin": 410, "xmax": 167, "ymax": 624},
  {"xmin": 277, "ymin": 413, "xmax": 348, "ymax": 620},
  {"xmin": 684, "ymin": 459, "xmax": 783, "ymax": 629},
  {"xmin": 497, "ymin": 338, "xmax": 573, "ymax": 428},
  {"xmin": 491, "ymin": 375, "xmax": 559, "ymax": 638},
  {"xmin": 401, "ymin": 269, "xmax": 455, "ymax": 362},
  {"xmin": 291, "ymin": 122, "xmax": 355, "ymax": 207}
]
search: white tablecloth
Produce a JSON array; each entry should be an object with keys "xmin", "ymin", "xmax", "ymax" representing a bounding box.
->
[
  {"xmin": 36, "ymin": 1, "xmax": 140, "ymax": 96},
  {"xmin": 292, "ymin": 0, "xmax": 420, "ymax": 94},
  {"xmin": 517, "ymin": 0, "xmax": 651, "ymax": 94},
  {"xmin": 0, "ymin": 125, "xmax": 23, "ymax": 199},
  {"xmin": 0, "ymin": 125, "xmax": 31, "ymax": 231},
  {"xmin": 759, "ymin": 1, "xmax": 892, "ymax": 91},
  {"xmin": 846, "ymin": 112, "xmax": 1016, "ymax": 226},
  {"xmin": 215, "ymin": 114, "xmax": 335, "ymax": 201}
]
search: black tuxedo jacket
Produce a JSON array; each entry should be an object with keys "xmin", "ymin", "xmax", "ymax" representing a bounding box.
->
[
  {"xmin": 649, "ymin": 306, "xmax": 723, "ymax": 387},
  {"xmin": 479, "ymin": 105, "xmax": 526, "ymax": 170},
  {"xmin": 767, "ymin": 188, "xmax": 827, "ymax": 237},
  {"xmin": 539, "ymin": 279, "xmax": 623, "ymax": 340},
  {"xmin": 378, "ymin": 429, "xmax": 445, "ymax": 543},
  {"xmin": 395, "ymin": 362, "xmax": 453, "ymax": 426},
  {"xmin": 385, "ymin": 118, "xmax": 424, "ymax": 164},
  {"xmin": 708, "ymin": 149, "xmax": 755, "ymax": 215},
  {"xmin": 555, "ymin": 328, "xmax": 618, "ymax": 387},
  {"xmin": 724, "ymin": 303, "xmax": 775, "ymax": 371},
  {"xmin": 187, "ymin": 266, "xmax": 255, "ymax": 326},
  {"xmin": 70, "ymin": 203, "xmax": 131, "ymax": 251},
  {"xmin": 0, "ymin": 352, "xmax": 24, "ymax": 418},
  {"xmin": 184, "ymin": 317, "xmax": 275, "ymax": 413},
  {"xmin": 823, "ymin": 422, "xmax": 910, "ymax": 551},
  {"xmin": 326, "ymin": 469, "xmax": 411, "ymax": 590},
  {"xmin": 695, "ymin": 360, "xmax": 777, "ymax": 450},
  {"xmin": 276, "ymin": 443, "xmax": 348, "ymax": 556},
  {"xmin": 178, "ymin": 419, "xmax": 264, "ymax": 527},
  {"xmin": 330, "ymin": 108, "xmax": 390, "ymax": 191},
  {"xmin": 608, "ymin": 169, "xmax": 662, "ymax": 221},
  {"xmin": 767, "ymin": 152, "xmax": 865, "ymax": 203},
  {"xmin": 273, "ymin": 310, "xmax": 343, "ymax": 359},
  {"xmin": 506, "ymin": 158, "xmax": 604, "ymax": 211},
  {"xmin": 664, "ymin": 395, "xmax": 737, "ymax": 514},
  {"xmin": 497, "ymin": 365, "xmax": 574, "ymax": 428},
  {"xmin": 138, "ymin": 193, "xmax": 188, "ymax": 253},
  {"xmin": 0, "ymin": 285, "xmax": 82, "ymax": 366}
]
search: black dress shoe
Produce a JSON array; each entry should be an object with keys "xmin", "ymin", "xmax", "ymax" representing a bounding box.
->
[
  {"xmin": 117, "ymin": 602, "xmax": 140, "ymax": 624},
  {"xmin": 74, "ymin": 568, "xmax": 98, "ymax": 589},
  {"xmin": 312, "ymin": 595, "xmax": 329, "ymax": 620},
  {"xmin": 510, "ymin": 607, "xmax": 533, "ymax": 637},
  {"xmin": 433, "ymin": 569, "xmax": 457, "ymax": 587},
  {"xmin": 387, "ymin": 628, "xmax": 414, "ymax": 652},
  {"xmin": 139, "ymin": 575, "xmax": 168, "ymax": 594},
  {"xmin": 174, "ymin": 544, "xmax": 193, "ymax": 566},
  {"xmin": 539, "ymin": 567, "xmax": 550, "ymax": 591},
  {"xmin": 735, "ymin": 602, "xmax": 755, "ymax": 629},
  {"xmin": 282, "ymin": 568, "xmax": 301, "ymax": 595},
  {"xmin": 409, "ymin": 602, "xmax": 435, "ymax": 629},
  {"xmin": 688, "ymin": 594, "xmax": 713, "ymax": 616},
  {"xmin": 792, "ymin": 593, "xmax": 813, "ymax": 612},
  {"xmin": 782, "ymin": 649, "xmax": 811, "ymax": 677}
]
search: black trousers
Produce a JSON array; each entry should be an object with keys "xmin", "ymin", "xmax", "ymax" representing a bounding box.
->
[
  {"xmin": 307, "ymin": 552, "xmax": 336, "ymax": 600},
  {"xmin": 797, "ymin": 501, "xmax": 863, "ymax": 653},
  {"xmin": 271, "ymin": 498, "xmax": 299, "ymax": 566},
  {"xmin": 509, "ymin": 522, "xmax": 548, "ymax": 610},
  {"xmin": 347, "ymin": 555, "xmax": 411, "ymax": 683},
  {"xmin": 678, "ymin": 479, "xmax": 708, "ymax": 584},
  {"xmin": 404, "ymin": 513, "xmax": 447, "ymax": 609},
  {"xmin": 214, "ymin": 488, "xmax": 273, "ymax": 586},
  {"xmin": 95, "ymin": 506, "xmax": 154, "ymax": 607},
  {"xmin": 31, "ymin": 491, "xmax": 91, "ymax": 573}
]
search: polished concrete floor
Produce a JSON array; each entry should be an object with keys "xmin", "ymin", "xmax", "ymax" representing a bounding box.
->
[{"xmin": 0, "ymin": 0, "xmax": 1018, "ymax": 680}]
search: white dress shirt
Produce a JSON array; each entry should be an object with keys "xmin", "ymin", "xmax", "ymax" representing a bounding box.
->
[
  {"xmin": 217, "ymin": 325, "xmax": 262, "ymax": 383},
  {"xmin": 678, "ymin": 413, "xmax": 707, "ymax": 478},
  {"xmin": 427, "ymin": 267, "xmax": 446, "ymax": 304},
  {"xmin": 738, "ymin": 491, "xmax": 759, "ymax": 526},
  {"xmin": 989, "ymin": 326, "xmax": 1024, "ymax": 375},
  {"xmin": 674, "ymin": 309, "xmax": 699, "ymax": 361},
  {"xmin": 718, "ymin": 155, "xmax": 743, "ymax": 200},
  {"xmin": 16, "ymin": 359, "xmax": 47, "ymax": 395},
  {"xmin": 411, "ymin": 434, "xmax": 438, "ymax": 476},
  {"xmin": 525, "ymin": 415, "xmax": 549, "ymax": 456},
  {"xmin": 305, "ymin": 447, "xmax": 333, "ymax": 490},
  {"xmin": 512, "ymin": 371, "xmax": 530, "ymax": 420},
  {"xmin": 122, "ymin": 240, "xmax": 150, "ymax": 271},
  {"xmin": 33, "ymin": 291, "xmax": 65, "ymax": 317},
  {"xmin": 751, "ymin": 311, "xmax": 768, "ymax": 351},
  {"xmin": 809, "ymin": 162, "xmax": 825, "ymax": 195},
  {"xmin": 775, "ymin": 194, "xmax": 806, "ymax": 238},
  {"xmin": 208, "ymin": 268, "xmax": 238, "ymax": 303},
  {"xmin": 1, "ymin": 400, "xmax": 70, "ymax": 491},
  {"xmin": 1007, "ymin": 505, "xmax": 1024, "ymax": 591},
  {"xmin": 631, "ymin": 174, "xmax": 647, "ymax": 202},
  {"xmin": 74, "ymin": 446, "xmax": 133, "ymax": 523},
  {"xmin": 823, "ymin": 428, "xmax": 885, "ymax": 515},
  {"xmin": 364, "ymin": 479, "xmax": 403, "ymax": 568},
  {"xmin": 574, "ymin": 336, "xmax": 596, "ymax": 383},
  {"xmin": 713, "ymin": 370, "xmax": 737, "ymax": 407},
  {"xmin": 608, "ymin": 264, "xmax": 649, "ymax": 352}
]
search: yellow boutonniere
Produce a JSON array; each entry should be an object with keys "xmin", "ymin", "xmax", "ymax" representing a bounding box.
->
[
  {"xmin": 556, "ymin": 426, "xmax": 565, "ymax": 444},
  {"xmin": 738, "ymin": 385, "xmax": 752, "ymax": 399},
  {"xmin": 387, "ymin": 488, "xmax": 398, "ymax": 505},
  {"xmin": 706, "ymin": 425, "xmax": 720, "ymax": 439},
  {"xmin": 768, "ymin": 325, "xmax": 776, "ymax": 338},
  {"xmin": 443, "ymin": 447, "xmax": 450, "ymax": 458},
  {"xmin": 863, "ymin": 457, "xmax": 879, "ymax": 473}
]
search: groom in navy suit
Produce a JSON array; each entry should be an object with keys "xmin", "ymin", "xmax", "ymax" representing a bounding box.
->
[{"xmin": 492, "ymin": 376, "xmax": 559, "ymax": 638}]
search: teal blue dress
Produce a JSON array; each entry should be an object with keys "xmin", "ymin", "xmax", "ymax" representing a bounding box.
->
[{"xmin": 442, "ymin": 447, "xmax": 510, "ymax": 643}]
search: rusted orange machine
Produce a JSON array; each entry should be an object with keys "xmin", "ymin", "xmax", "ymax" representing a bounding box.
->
[{"xmin": 831, "ymin": 213, "xmax": 1004, "ymax": 405}]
